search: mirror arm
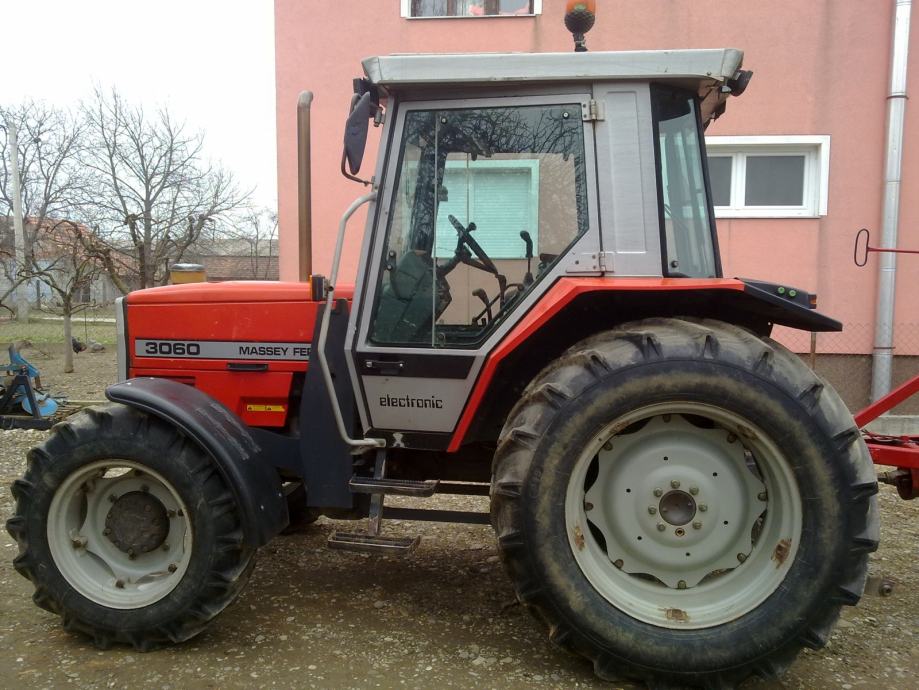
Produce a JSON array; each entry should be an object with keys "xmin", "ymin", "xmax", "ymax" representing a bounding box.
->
[{"xmin": 340, "ymin": 150, "xmax": 372, "ymax": 186}]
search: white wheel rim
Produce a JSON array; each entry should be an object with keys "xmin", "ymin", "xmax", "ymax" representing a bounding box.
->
[
  {"xmin": 48, "ymin": 459, "xmax": 193, "ymax": 609},
  {"xmin": 565, "ymin": 402, "xmax": 802, "ymax": 629}
]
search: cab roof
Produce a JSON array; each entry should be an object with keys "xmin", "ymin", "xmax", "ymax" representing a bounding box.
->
[{"xmin": 361, "ymin": 49, "xmax": 744, "ymax": 90}]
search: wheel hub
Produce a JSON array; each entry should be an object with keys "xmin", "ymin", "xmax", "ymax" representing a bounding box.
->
[
  {"xmin": 659, "ymin": 490, "xmax": 696, "ymax": 526},
  {"xmin": 567, "ymin": 403, "xmax": 803, "ymax": 629},
  {"xmin": 47, "ymin": 460, "xmax": 192, "ymax": 609},
  {"xmin": 582, "ymin": 414, "xmax": 769, "ymax": 589},
  {"xmin": 105, "ymin": 491, "xmax": 169, "ymax": 554}
]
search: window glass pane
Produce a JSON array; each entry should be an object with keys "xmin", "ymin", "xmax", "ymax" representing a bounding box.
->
[
  {"xmin": 411, "ymin": 0, "xmax": 533, "ymax": 16},
  {"xmin": 370, "ymin": 104, "xmax": 588, "ymax": 347},
  {"xmin": 744, "ymin": 155, "xmax": 805, "ymax": 206},
  {"xmin": 708, "ymin": 156, "xmax": 732, "ymax": 207},
  {"xmin": 652, "ymin": 88, "xmax": 717, "ymax": 278}
]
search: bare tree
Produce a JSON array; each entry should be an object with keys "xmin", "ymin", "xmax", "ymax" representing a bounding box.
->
[
  {"xmin": 242, "ymin": 208, "xmax": 278, "ymax": 280},
  {"xmin": 82, "ymin": 88, "xmax": 248, "ymax": 290},
  {"xmin": 0, "ymin": 102, "xmax": 86, "ymax": 312},
  {"xmin": 206, "ymin": 206, "xmax": 278, "ymax": 279},
  {"xmin": 27, "ymin": 220, "xmax": 103, "ymax": 373}
]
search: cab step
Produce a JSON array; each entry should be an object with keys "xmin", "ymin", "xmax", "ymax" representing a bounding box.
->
[
  {"xmin": 327, "ymin": 532, "xmax": 420, "ymax": 555},
  {"xmin": 349, "ymin": 476, "xmax": 439, "ymax": 497}
]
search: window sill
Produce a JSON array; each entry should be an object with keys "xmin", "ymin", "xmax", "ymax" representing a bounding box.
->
[
  {"xmin": 714, "ymin": 209, "xmax": 823, "ymax": 219},
  {"xmin": 403, "ymin": 14, "xmax": 539, "ymax": 19}
]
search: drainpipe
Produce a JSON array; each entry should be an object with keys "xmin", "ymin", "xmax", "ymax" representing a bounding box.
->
[{"xmin": 872, "ymin": 0, "xmax": 912, "ymax": 401}]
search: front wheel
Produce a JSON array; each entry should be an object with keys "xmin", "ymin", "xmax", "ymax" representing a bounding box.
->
[
  {"xmin": 6, "ymin": 404, "xmax": 255, "ymax": 649},
  {"xmin": 490, "ymin": 318, "xmax": 879, "ymax": 688}
]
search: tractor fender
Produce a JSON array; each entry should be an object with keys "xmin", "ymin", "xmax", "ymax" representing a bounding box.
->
[{"xmin": 105, "ymin": 377, "xmax": 288, "ymax": 547}]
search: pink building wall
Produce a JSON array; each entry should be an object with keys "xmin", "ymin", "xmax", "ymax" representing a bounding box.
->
[{"xmin": 274, "ymin": 1, "xmax": 919, "ymax": 355}]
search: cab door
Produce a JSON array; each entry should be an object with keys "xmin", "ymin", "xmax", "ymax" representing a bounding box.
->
[{"xmin": 347, "ymin": 93, "xmax": 600, "ymax": 449}]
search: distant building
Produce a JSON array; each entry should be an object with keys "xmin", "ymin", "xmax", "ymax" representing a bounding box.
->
[
  {"xmin": 195, "ymin": 254, "xmax": 279, "ymax": 282},
  {"xmin": 0, "ymin": 217, "xmax": 127, "ymax": 306}
]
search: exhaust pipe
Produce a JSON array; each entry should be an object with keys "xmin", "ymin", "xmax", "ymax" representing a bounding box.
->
[{"xmin": 297, "ymin": 91, "xmax": 314, "ymax": 281}]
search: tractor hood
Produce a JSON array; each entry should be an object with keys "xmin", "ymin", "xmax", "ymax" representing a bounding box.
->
[{"xmin": 126, "ymin": 281, "xmax": 354, "ymax": 305}]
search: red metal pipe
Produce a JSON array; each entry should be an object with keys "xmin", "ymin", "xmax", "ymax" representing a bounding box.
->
[{"xmin": 854, "ymin": 372, "xmax": 919, "ymax": 427}]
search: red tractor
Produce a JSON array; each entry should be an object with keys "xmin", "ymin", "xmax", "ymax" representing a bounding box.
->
[{"xmin": 7, "ymin": 8, "xmax": 878, "ymax": 688}]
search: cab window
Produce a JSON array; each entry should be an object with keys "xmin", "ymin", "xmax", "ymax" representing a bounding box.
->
[
  {"xmin": 652, "ymin": 87, "xmax": 719, "ymax": 278},
  {"xmin": 370, "ymin": 103, "xmax": 588, "ymax": 347}
]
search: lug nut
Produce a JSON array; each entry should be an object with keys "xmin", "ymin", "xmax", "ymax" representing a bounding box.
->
[
  {"xmin": 689, "ymin": 486, "xmax": 699, "ymax": 496},
  {"xmin": 670, "ymin": 480, "xmax": 680, "ymax": 489},
  {"xmin": 584, "ymin": 502, "xmax": 594, "ymax": 512},
  {"xmin": 613, "ymin": 559, "xmax": 623, "ymax": 569},
  {"xmin": 737, "ymin": 553, "xmax": 747, "ymax": 563},
  {"xmin": 168, "ymin": 563, "xmax": 178, "ymax": 573},
  {"xmin": 727, "ymin": 433, "xmax": 737, "ymax": 443},
  {"xmin": 692, "ymin": 521, "xmax": 702, "ymax": 530},
  {"xmin": 647, "ymin": 506, "xmax": 657, "ymax": 515},
  {"xmin": 115, "ymin": 579, "xmax": 125, "ymax": 589},
  {"xmin": 127, "ymin": 548, "xmax": 136, "ymax": 560},
  {"xmin": 657, "ymin": 523, "xmax": 666, "ymax": 532},
  {"xmin": 677, "ymin": 580, "xmax": 687, "ymax": 590},
  {"xmin": 757, "ymin": 491, "xmax": 768, "ymax": 501},
  {"xmin": 653, "ymin": 488, "xmax": 663, "ymax": 497},
  {"xmin": 71, "ymin": 536, "xmax": 87, "ymax": 549},
  {"xmin": 602, "ymin": 441, "xmax": 613, "ymax": 451},
  {"xmin": 103, "ymin": 528, "xmax": 112, "ymax": 536},
  {"xmin": 699, "ymin": 504, "xmax": 708, "ymax": 512},
  {"xmin": 675, "ymin": 528, "xmax": 686, "ymax": 537}
]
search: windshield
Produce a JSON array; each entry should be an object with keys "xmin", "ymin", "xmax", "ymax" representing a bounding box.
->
[{"xmin": 652, "ymin": 87, "xmax": 719, "ymax": 278}]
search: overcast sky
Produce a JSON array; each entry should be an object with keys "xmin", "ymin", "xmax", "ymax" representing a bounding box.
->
[{"xmin": 3, "ymin": 0, "xmax": 277, "ymax": 208}]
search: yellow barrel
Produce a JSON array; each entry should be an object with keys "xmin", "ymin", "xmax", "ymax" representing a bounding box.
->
[{"xmin": 169, "ymin": 263, "xmax": 207, "ymax": 284}]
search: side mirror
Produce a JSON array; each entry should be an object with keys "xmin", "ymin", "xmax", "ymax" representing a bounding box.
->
[{"xmin": 343, "ymin": 91, "xmax": 374, "ymax": 175}]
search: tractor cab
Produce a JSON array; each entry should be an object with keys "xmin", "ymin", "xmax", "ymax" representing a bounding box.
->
[{"xmin": 334, "ymin": 50, "xmax": 778, "ymax": 443}]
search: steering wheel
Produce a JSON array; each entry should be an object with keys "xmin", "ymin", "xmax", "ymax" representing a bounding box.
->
[{"xmin": 448, "ymin": 214, "xmax": 499, "ymax": 275}]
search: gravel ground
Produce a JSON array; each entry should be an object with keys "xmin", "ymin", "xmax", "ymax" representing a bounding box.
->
[{"xmin": 0, "ymin": 347, "xmax": 917, "ymax": 689}]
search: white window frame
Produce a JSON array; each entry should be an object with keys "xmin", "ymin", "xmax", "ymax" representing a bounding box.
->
[
  {"xmin": 704, "ymin": 135, "xmax": 830, "ymax": 218},
  {"xmin": 401, "ymin": 0, "xmax": 542, "ymax": 19}
]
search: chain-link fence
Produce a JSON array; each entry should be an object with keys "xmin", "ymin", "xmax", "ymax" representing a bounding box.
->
[{"xmin": 772, "ymin": 323, "xmax": 919, "ymax": 415}]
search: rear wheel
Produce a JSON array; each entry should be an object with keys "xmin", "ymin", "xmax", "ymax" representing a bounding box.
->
[
  {"xmin": 6, "ymin": 404, "xmax": 255, "ymax": 649},
  {"xmin": 490, "ymin": 318, "xmax": 879, "ymax": 688}
]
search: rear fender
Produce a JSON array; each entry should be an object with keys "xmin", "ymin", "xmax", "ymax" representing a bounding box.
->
[{"xmin": 106, "ymin": 377, "xmax": 287, "ymax": 546}]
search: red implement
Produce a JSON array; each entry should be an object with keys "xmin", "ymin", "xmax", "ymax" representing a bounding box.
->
[{"xmin": 855, "ymin": 373, "xmax": 919, "ymax": 499}]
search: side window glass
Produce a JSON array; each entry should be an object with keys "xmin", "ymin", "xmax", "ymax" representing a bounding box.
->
[
  {"xmin": 653, "ymin": 88, "xmax": 717, "ymax": 278},
  {"xmin": 370, "ymin": 103, "xmax": 589, "ymax": 348}
]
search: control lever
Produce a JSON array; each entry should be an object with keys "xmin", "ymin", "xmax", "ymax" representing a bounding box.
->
[
  {"xmin": 520, "ymin": 230, "xmax": 534, "ymax": 285},
  {"xmin": 473, "ymin": 288, "xmax": 493, "ymax": 323},
  {"xmin": 496, "ymin": 274, "xmax": 508, "ymax": 307}
]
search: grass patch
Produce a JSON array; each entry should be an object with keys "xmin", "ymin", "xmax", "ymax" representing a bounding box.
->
[{"xmin": 0, "ymin": 315, "xmax": 118, "ymax": 346}]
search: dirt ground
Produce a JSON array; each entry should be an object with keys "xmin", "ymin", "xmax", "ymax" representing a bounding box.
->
[{"xmin": 0, "ymin": 345, "xmax": 917, "ymax": 689}]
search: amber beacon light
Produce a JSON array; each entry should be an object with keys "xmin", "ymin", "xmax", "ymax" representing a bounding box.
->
[{"xmin": 564, "ymin": 0, "xmax": 596, "ymax": 52}]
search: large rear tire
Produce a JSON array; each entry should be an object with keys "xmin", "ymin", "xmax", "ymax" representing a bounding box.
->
[
  {"xmin": 6, "ymin": 404, "xmax": 255, "ymax": 650},
  {"xmin": 490, "ymin": 318, "xmax": 879, "ymax": 688}
]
